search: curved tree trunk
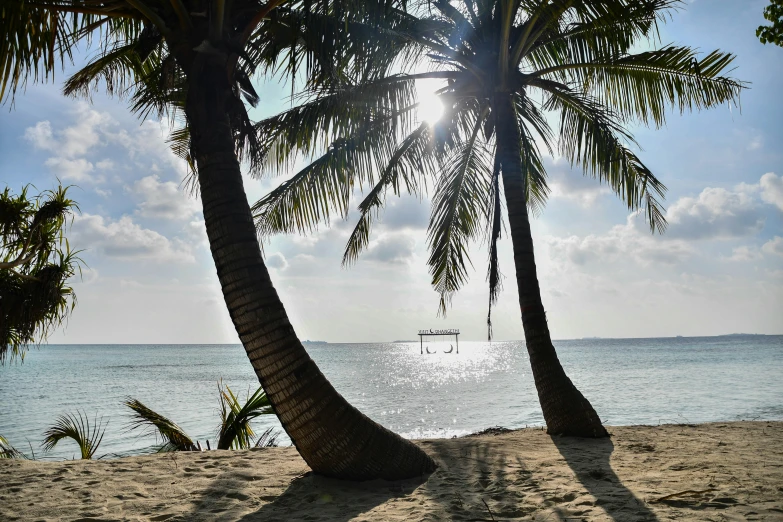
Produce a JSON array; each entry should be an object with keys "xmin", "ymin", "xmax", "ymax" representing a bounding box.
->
[
  {"xmin": 494, "ymin": 94, "xmax": 607, "ymax": 438},
  {"xmin": 184, "ymin": 53, "xmax": 436, "ymax": 479}
]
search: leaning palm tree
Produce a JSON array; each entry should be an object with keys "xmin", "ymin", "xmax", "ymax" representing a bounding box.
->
[
  {"xmin": 1, "ymin": 185, "xmax": 80, "ymax": 363},
  {"xmin": 1, "ymin": 1, "xmax": 435, "ymax": 478},
  {"xmin": 253, "ymin": 0, "xmax": 745, "ymax": 436}
]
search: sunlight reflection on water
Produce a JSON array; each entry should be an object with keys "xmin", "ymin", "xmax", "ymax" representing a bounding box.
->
[{"xmin": 1, "ymin": 336, "xmax": 781, "ymax": 459}]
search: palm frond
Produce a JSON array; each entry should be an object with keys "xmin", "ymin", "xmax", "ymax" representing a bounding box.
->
[
  {"xmin": 216, "ymin": 382, "xmax": 274, "ymax": 451},
  {"xmin": 252, "ymin": 109, "xmax": 410, "ymax": 238},
  {"xmin": 523, "ymin": 0, "xmax": 678, "ymax": 68},
  {"xmin": 254, "ymin": 76, "xmax": 419, "ymax": 177},
  {"xmin": 342, "ymin": 122, "xmax": 435, "ymax": 265},
  {"xmin": 0, "ymin": 3, "xmax": 140, "ymax": 103},
  {"xmin": 545, "ymin": 87, "xmax": 667, "ymax": 232},
  {"xmin": 62, "ymin": 26, "xmax": 160, "ymax": 99},
  {"xmin": 254, "ymin": 427, "xmax": 281, "ymax": 448},
  {"xmin": 427, "ymin": 113, "xmax": 493, "ymax": 314},
  {"xmin": 536, "ymin": 45, "xmax": 745, "ymax": 127},
  {"xmin": 0, "ymin": 435, "xmax": 28, "ymax": 459},
  {"xmin": 42, "ymin": 411, "xmax": 106, "ymax": 459},
  {"xmin": 123, "ymin": 398, "xmax": 196, "ymax": 452},
  {"xmin": 485, "ymin": 150, "xmax": 502, "ymax": 341},
  {"xmin": 250, "ymin": 5, "xmax": 429, "ymax": 89}
]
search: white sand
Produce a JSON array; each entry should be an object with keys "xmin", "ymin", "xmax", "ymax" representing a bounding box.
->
[{"xmin": 1, "ymin": 421, "xmax": 781, "ymax": 521}]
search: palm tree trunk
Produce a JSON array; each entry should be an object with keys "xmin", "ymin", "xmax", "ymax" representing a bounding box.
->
[
  {"xmin": 494, "ymin": 94, "xmax": 607, "ymax": 438},
  {"xmin": 183, "ymin": 53, "xmax": 436, "ymax": 479}
]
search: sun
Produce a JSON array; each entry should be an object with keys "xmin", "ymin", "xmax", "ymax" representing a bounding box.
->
[{"xmin": 417, "ymin": 91, "xmax": 444, "ymax": 124}]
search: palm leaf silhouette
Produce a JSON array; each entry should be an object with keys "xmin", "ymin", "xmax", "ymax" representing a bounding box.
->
[
  {"xmin": 42, "ymin": 411, "xmax": 105, "ymax": 459},
  {"xmin": 123, "ymin": 398, "xmax": 196, "ymax": 452}
]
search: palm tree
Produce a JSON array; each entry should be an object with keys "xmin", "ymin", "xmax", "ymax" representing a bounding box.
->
[
  {"xmin": 1, "ymin": 184, "xmax": 81, "ymax": 363},
  {"xmin": 252, "ymin": 0, "xmax": 744, "ymax": 437},
  {"xmin": 1, "ymin": 1, "xmax": 435, "ymax": 478}
]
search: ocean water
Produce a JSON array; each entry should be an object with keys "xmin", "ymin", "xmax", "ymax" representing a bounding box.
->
[{"xmin": 1, "ymin": 336, "xmax": 782, "ymax": 460}]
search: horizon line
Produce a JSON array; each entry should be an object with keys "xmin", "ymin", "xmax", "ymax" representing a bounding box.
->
[{"xmin": 38, "ymin": 333, "xmax": 781, "ymax": 346}]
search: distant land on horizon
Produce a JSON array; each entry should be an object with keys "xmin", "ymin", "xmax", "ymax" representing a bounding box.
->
[{"xmin": 32, "ymin": 334, "xmax": 780, "ymax": 346}]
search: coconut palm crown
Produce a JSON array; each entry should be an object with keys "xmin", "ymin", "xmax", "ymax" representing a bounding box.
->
[
  {"xmin": 252, "ymin": 0, "xmax": 745, "ymax": 436},
  {"xmin": 2, "ymin": 0, "xmax": 437, "ymax": 479}
]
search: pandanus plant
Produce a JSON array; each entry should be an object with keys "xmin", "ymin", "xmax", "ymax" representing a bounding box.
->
[
  {"xmin": 2, "ymin": 0, "xmax": 435, "ymax": 477},
  {"xmin": 252, "ymin": 0, "xmax": 745, "ymax": 436},
  {"xmin": 0, "ymin": 185, "xmax": 81, "ymax": 364}
]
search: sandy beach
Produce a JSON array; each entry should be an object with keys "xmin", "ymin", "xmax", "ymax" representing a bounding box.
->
[{"xmin": 1, "ymin": 421, "xmax": 781, "ymax": 521}]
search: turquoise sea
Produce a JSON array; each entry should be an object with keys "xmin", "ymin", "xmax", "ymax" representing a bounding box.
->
[{"xmin": 1, "ymin": 335, "xmax": 782, "ymax": 460}]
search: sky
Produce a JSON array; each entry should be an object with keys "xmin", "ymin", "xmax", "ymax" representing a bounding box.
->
[{"xmin": 1, "ymin": 0, "xmax": 781, "ymax": 343}]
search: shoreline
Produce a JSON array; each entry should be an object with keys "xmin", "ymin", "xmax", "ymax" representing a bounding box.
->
[{"xmin": 2, "ymin": 421, "xmax": 781, "ymax": 521}]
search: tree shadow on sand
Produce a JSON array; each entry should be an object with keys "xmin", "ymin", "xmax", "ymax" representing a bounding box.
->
[
  {"xmin": 419, "ymin": 437, "xmax": 536, "ymax": 521},
  {"xmin": 185, "ymin": 466, "xmax": 429, "ymax": 522},
  {"xmin": 551, "ymin": 435, "xmax": 659, "ymax": 522}
]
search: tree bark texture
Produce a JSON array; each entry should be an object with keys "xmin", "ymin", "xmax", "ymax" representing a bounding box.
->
[
  {"xmin": 494, "ymin": 94, "xmax": 607, "ymax": 438},
  {"xmin": 184, "ymin": 53, "xmax": 437, "ymax": 479}
]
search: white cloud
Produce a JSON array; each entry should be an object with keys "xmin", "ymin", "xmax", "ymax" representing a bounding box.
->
[
  {"xmin": 266, "ymin": 252, "xmax": 289, "ymax": 270},
  {"xmin": 96, "ymin": 159, "xmax": 114, "ymax": 171},
  {"xmin": 762, "ymin": 236, "xmax": 783, "ymax": 257},
  {"xmin": 759, "ymin": 173, "xmax": 783, "ymax": 212},
  {"xmin": 25, "ymin": 104, "xmax": 113, "ymax": 158},
  {"xmin": 24, "ymin": 104, "xmax": 115, "ymax": 183},
  {"xmin": 378, "ymin": 195, "xmax": 430, "ymax": 230},
  {"xmin": 23, "ymin": 105, "xmax": 186, "ymax": 185},
  {"xmin": 24, "ymin": 121, "xmax": 54, "ymax": 150},
  {"xmin": 665, "ymin": 186, "xmax": 764, "ymax": 240},
  {"xmin": 184, "ymin": 219, "xmax": 208, "ymax": 247},
  {"xmin": 364, "ymin": 233, "xmax": 417, "ymax": 264},
  {"xmin": 43, "ymin": 157, "xmax": 95, "ymax": 182},
  {"xmin": 57, "ymin": 105, "xmax": 113, "ymax": 157},
  {"xmin": 543, "ymin": 175, "xmax": 783, "ymax": 272},
  {"xmin": 546, "ymin": 159, "xmax": 611, "ymax": 207},
  {"xmin": 129, "ymin": 175, "xmax": 200, "ymax": 221},
  {"xmin": 725, "ymin": 246, "xmax": 763, "ymax": 262},
  {"xmin": 545, "ymin": 211, "xmax": 693, "ymax": 267},
  {"xmin": 72, "ymin": 213, "xmax": 194, "ymax": 263},
  {"xmin": 107, "ymin": 120, "xmax": 187, "ymax": 175}
]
